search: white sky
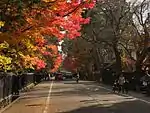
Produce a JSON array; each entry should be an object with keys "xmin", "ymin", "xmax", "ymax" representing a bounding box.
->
[{"xmin": 58, "ymin": 40, "xmax": 64, "ymax": 52}]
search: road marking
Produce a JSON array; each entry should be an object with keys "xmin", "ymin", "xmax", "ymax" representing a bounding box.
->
[
  {"xmin": 99, "ymin": 85, "xmax": 150, "ymax": 104},
  {"xmin": 43, "ymin": 81, "xmax": 53, "ymax": 113}
]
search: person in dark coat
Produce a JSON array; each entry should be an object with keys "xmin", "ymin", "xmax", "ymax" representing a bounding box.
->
[
  {"xmin": 112, "ymin": 79, "xmax": 119, "ymax": 93},
  {"xmin": 124, "ymin": 78, "xmax": 129, "ymax": 94}
]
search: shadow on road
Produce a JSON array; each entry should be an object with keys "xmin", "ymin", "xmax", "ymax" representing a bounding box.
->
[
  {"xmin": 63, "ymin": 81, "xmax": 96, "ymax": 85},
  {"xmin": 51, "ymin": 81, "xmax": 132, "ymax": 98},
  {"xmin": 59, "ymin": 100, "xmax": 150, "ymax": 113},
  {"xmin": 51, "ymin": 89, "xmax": 113, "ymax": 97}
]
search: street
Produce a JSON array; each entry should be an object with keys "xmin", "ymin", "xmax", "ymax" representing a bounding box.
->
[{"xmin": 1, "ymin": 80, "xmax": 150, "ymax": 113}]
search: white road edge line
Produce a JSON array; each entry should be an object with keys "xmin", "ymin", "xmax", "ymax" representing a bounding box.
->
[
  {"xmin": 43, "ymin": 81, "xmax": 53, "ymax": 113},
  {"xmin": 99, "ymin": 85, "xmax": 150, "ymax": 104}
]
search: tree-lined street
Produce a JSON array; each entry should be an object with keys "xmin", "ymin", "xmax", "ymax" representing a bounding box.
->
[
  {"xmin": 0, "ymin": 0, "xmax": 150, "ymax": 112},
  {"xmin": 2, "ymin": 81, "xmax": 150, "ymax": 113}
]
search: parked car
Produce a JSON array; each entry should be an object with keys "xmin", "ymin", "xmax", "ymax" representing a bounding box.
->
[
  {"xmin": 63, "ymin": 72, "xmax": 73, "ymax": 80},
  {"xmin": 139, "ymin": 75, "xmax": 150, "ymax": 94},
  {"xmin": 55, "ymin": 73, "xmax": 63, "ymax": 80}
]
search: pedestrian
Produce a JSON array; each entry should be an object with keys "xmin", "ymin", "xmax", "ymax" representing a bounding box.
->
[
  {"xmin": 48, "ymin": 73, "xmax": 51, "ymax": 81},
  {"xmin": 118, "ymin": 74, "xmax": 125, "ymax": 93},
  {"xmin": 76, "ymin": 73, "xmax": 80, "ymax": 83},
  {"xmin": 112, "ymin": 79, "xmax": 119, "ymax": 93},
  {"xmin": 124, "ymin": 78, "xmax": 129, "ymax": 94}
]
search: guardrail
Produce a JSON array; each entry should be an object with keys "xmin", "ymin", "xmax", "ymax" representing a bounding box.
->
[{"xmin": 0, "ymin": 72, "xmax": 46, "ymax": 108}]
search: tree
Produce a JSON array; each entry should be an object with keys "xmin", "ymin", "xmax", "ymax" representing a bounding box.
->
[
  {"xmin": 114, "ymin": 0, "xmax": 150, "ymax": 72},
  {"xmin": 82, "ymin": 0, "xmax": 133, "ymax": 75},
  {"xmin": 62, "ymin": 37, "xmax": 96, "ymax": 79},
  {"xmin": 0, "ymin": 0, "xmax": 96, "ymax": 72},
  {"xmin": 131, "ymin": 0, "xmax": 150, "ymax": 71}
]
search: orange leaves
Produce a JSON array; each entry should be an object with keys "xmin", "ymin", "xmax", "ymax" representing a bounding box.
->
[
  {"xmin": 21, "ymin": 0, "xmax": 95, "ymax": 40},
  {"xmin": 0, "ymin": 0, "xmax": 96, "ymax": 72},
  {"xmin": 21, "ymin": 0, "xmax": 95, "ymax": 71},
  {"xmin": 47, "ymin": 45, "xmax": 58, "ymax": 55},
  {"xmin": 26, "ymin": 17, "xmax": 34, "ymax": 25},
  {"xmin": 22, "ymin": 55, "xmax": 46, "ymax": 70},
  {"xmin": 35, "ymin": 36, "xmax": 47, "ymax": 47},
  {"xmin": 50, "ymin": 54, "xmax": 62, "ymax": 72}
]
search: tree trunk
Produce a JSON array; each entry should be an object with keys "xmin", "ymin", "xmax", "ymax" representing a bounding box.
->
[
  {"xmin": 92, "ymin": 48, "xmax": 101, "ymax": 71},
  {"xmin": 113, "ymin": 43, "xmax": 122, "ymax": 75}
]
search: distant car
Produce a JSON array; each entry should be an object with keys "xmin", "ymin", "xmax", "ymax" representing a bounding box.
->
[
  {"xmin": 63, "ymin": 72, "xmax": 73, "ymax": 80},
  {"xmin": 140, "ymin": 80, "xmax": 148, "ymax": 93},
  {"xmin": 55, "ymin": 73, "xmax": 63, "ymax": 80},
  {"xmin": 139, "ymin": 76, "xmax": 150, "ymax": 94}
]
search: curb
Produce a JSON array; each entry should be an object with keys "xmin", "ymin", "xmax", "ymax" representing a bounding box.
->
[
  {"xmin": 19, "ymin": 83, "xmax": 35, "ymax": 92},
  {"xmin": 0, "ymin": 83, "xmax": 35, "ymax": 113},
  {"xmin": 0, "ymin": 96, "xmax": 20, "ymax": 113},
  {"xmin": 97, "ymin": 83, "xmax": 150, "ymax": 104},
  {"xmin": 0, "ymin": 95, "xmax": 12, "ymax": 110}
]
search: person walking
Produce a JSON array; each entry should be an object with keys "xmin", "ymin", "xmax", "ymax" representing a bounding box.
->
[
  {"xmin": 76, "ymin": 73, "xmax": 80, "ymax": 83},
  {"xmin": 118, "ymin": 75, "xmax": 125, "ymax": 93},
  {"xmin": 124, "ymin": 78, "xmax": 129, "ymax": 94},
  {"xmin": 112, "ymin": 79, "xmax": 119, "ymax": 93}
]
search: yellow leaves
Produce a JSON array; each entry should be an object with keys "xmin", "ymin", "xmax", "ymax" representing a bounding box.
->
[
  {"xmin": 0, "ymin": 21, "xmax": 5, "ymax": 28},
  {"xmin": 0, "ymin": 55, "xmax": 12, "ymax": 64},
  {"xmin": 26, "ymin": 18, "xmax": 33, "ymax": 24},
  {"xmin": 0, "ymin": 55, "xmax": 12, "ymax": 71},
  {"xmin": 53, "ymin": 7, "xmax": 57, "ymax": 10},
  {"xmin": 24, "ymin": 39, "xmax": 34, "ymax": 49},
  {"xmin": 42, "ymin": 0, "xmax": 56, "ymax": 2},
  {"xmin": 21, "ymin": 55, "xmax": 34, "ymax": 69},
  {"xmin": 0, "ymin": 41, "xmax": 9, "ymax": 49},
  {"xmin": 18, "ymin": 51, "xmax": 24, "ymax": 57},
  {"xmin": 0, "ymin": 31, "xmax": 39, "ymax": 71}
]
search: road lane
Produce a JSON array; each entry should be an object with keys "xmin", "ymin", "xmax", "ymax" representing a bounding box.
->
[
  {"xmin": 2, "ymin": 80, "xmax": 150, "ymax": 113},
  {"xmin": 43, "ymin": 81, "xmax": 53, "ymax": 113},
  {"xmin": 2, "ymin": 82, "xmax": 53, "ymax": 113},
  {"xmin": 48, "ymin": 81, "xmax": 150, "ymax": 113}
]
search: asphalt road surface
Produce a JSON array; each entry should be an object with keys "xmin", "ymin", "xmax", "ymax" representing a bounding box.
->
[{"xmin": 2, "ymin": 80, "xmax": 150, "ymax": 113}]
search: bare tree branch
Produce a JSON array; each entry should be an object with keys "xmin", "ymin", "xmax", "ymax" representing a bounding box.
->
[{"xmin": 118, "ymin": 42, "xmax": 136, "ymax": 61}]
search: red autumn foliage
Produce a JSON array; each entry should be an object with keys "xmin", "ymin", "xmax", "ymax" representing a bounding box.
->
[{"xmin": 1, "ymin": 0, "xmax": 96, "ymax": 71}]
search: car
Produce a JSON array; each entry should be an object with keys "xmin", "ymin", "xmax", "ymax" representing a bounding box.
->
[
  {"xmin": 55, "ymin": 73, "xmax": 63, "ymax": 80},
  {"xmin": 139, "ymin": 75, "xmax": 150, "ymax": 94},
  {"xmin": 63, "ymin": 72, "xmax": 73, "ymax": 80}
]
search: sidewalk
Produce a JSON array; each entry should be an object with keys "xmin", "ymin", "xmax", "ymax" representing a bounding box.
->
[
  {"xmin": 0, "ymin": 81, "xmax": 52, "ymax": 113},
  {"xmin": 98, "ymin": 83, "xmax": 150, "ymax": 104},
  {"xmin": 0, "ymin": 83, "xmax": 35, "ymax": 110}
]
